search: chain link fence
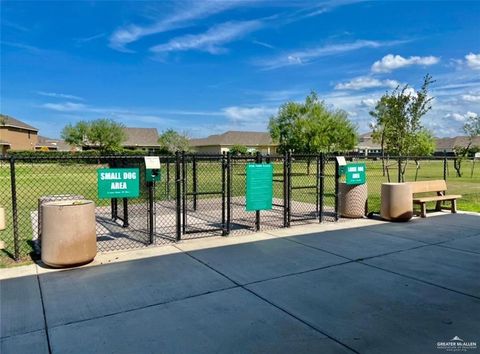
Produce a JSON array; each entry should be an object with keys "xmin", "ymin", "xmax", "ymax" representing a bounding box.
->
[{"xmin": 1, "ymin": 154, "xmax": 478, "ymax": 263}]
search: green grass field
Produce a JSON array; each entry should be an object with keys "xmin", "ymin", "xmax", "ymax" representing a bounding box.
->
[{"xmin": 1, "ymin": 158, "xmax": 479, "ymax": 266}]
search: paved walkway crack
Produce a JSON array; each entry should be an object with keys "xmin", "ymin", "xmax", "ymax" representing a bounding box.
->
[{"xmin": 35, "ymin": 267, "xmax": 52, "ymax": 354}]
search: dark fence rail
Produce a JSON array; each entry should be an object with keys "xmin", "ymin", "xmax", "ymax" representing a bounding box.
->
[{"xmin": 1, "ymin": 153, "xmax": 478, "ymax": 262}]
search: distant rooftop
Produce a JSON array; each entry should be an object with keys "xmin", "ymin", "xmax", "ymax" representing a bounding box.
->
[
  {"xmin": 0, "ymin": 114, "xmax": 38, "ymax": 132},
  {"xmin": 190, "ymin": 131, "xmax": 277, "ymax": 147},
  {"xmin": 122, "ymin": 127, "xmax": 160, "ymax": 147}
]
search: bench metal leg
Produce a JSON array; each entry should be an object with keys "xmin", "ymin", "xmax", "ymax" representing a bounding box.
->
[
  {"xmin": 451, "ymin": 199, "xmax": 457, "ymax": 213},
  {"xmin": 421, "ymin": 203, "xmax": 427, "ymax": 218},
  {"xmin": 435, "ymin": 200, "xmax": 442, "ymax": 211}
]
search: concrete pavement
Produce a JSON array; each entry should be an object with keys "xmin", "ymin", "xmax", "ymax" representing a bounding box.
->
[{"xmin": 1, "ymin": 212, "xmax": 479, "ymax": 354}]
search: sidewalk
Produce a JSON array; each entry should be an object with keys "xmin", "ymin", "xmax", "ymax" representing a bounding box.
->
[{"xmin": 1, "ymin": 212, "xmax": 479, "ymax": 354}]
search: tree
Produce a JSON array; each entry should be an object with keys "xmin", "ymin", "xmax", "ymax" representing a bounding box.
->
[
  {"xmin": 269, "ymin": 91, "xmax": 357, "ymax": 153},
  {"xmin": 453, "ymin": 113, "xmax": 480, "ymax": 177},
  {"xmin": 61, "ymin": 119, "xmax": 126, "ymax": 153},
  {"xmin": 229, "ymin": 144, "xmax": 248, "ymax": 155},
  {"xmin": 370, "ymin": 74, "xmax": 435, "ymax": 181},
  {"xmin": 158, "ymin": 129, "xmax": 190, "ymax": 154},
  {"xmin": 269, "ymin": 91, "xmax": 357, "ymax": 174},
  {"xmin": 409, "ymin": 129, "xmax": 435, "ymax": 180}
]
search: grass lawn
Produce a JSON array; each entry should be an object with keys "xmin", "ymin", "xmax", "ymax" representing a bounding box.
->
[{"xmin": 1, "ymin": 158, "xmax": 478, "ymax": 265}]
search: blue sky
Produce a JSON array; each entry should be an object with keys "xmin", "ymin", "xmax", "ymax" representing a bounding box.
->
[{"xmin": 1, "ymin": 0, "xmax": 479, "ymax": 139}]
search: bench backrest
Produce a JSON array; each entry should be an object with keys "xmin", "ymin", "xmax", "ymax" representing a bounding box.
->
[{"xmin": 407, "ymin": 180, "xmax": 447, "ymax": 194}]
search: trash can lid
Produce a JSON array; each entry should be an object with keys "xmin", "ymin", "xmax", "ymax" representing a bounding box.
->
[{"xmin": 42, "ymin": 200, "xmax": 94, "ymax": 207}]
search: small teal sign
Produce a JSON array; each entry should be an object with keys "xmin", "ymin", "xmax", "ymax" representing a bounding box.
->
[{"xmin": 346, "ymin": 163, "xmax": 366, "ymax": 185}]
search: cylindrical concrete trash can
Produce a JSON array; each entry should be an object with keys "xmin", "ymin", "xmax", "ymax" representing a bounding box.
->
[
  {"xmin": 339, "ymin": 183, "xmax": 368, "ymax": 218},
  {"xmin": 380, "ymin": 183, "xmax": 413, "ymax": 221},
  {"xmin": 41, "ymin": 200, "xmax": 97, "ymax": 267},
  {"xmin": 0, "ymin": 206, "xmax": 5, "ymax": 231}
]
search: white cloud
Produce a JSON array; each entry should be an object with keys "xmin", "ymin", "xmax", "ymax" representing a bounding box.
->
[
  {"xmin": 461, "ymin": 93, "xmax": 480, "ymax": 103},
  {"xmin": 150, "ymin": 21, "xmax": 262, "ymax": 54},
  {"xmin": 465, "ymin": 53, "xmax": 480, "ymax": 70},
  {"xmin": 446, "ymin": 111, "xmax": 478, "ymax": 123},
  {"xmin": 252, "ymin": 40, "xmax": 275, "ymax": 49},
  {"xmin": 335, "ymin": 76, "xmax": 399, "ymax": 90},
  {"xmin": 42, "ymin": 102, "xmax": 87, "ymax": 112},
  {"xmin": 37, "ymin": 91, "xmax": 84, "ymax": 101},
  {"xmin": 222, "ymin": 106, "xmax": 277, "ymax": 124},
  {"xmin": 255, "ymin": 39, "xmax": 407, "ymax": 70},
  {"xmin": 109, "ymin": 1, "xmax": 241, "ymax": 52},
  {"xmin": 371, "ymin": 54, "xmax": 440, "ymax": 73},
  {"xmin": 360, "ymin": 98, "xmax": 377, "ymax": 107}
]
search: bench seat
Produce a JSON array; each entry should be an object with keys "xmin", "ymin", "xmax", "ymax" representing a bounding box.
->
[
  {"xmin": 413, "ymin": 195, "xmax": 462, "ymax": 203},
  {"xmin": 406, "ymin": 180, "xmax": 462, "ymax": 218}
]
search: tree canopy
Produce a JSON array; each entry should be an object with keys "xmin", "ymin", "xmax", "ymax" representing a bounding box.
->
[
  {"xmin": 61, "ymin": 118, "xmax": 126, "ymax": 153},
  {"xmin": 229, "ymin": 144, "xmax": 248, "ymax": 155},
  {"xmin": 268, "ymin": 91, "xmax": 357, "ymax": 154},
  {"xmin": 370, "ymin": 74, "xmax": 435, "ymax": 158},
  {"xmin": 158, "ymin": 129, "xmax": 190, "ymax": 154}
]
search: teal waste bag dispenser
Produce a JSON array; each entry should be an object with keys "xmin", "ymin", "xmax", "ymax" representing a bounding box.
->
[{"xmin": 144, "ymin": 156, "xmax": 161, "ymax": 182}]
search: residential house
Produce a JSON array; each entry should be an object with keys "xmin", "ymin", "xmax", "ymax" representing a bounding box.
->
[
  {"xmin": 434, "ymin": 136, "xmax": 480, "ymax": 155},
  {"xmin": 82, "ymin": 127, "xmax": 161, "ymax": 152},
  {"xmin": 35, "ymin": 136, "xmax": 78, "ymax": 152},
  {"xmin": 0, "ymin": 114, "xmax": 39, "ymax": 155},
  {"xmin": 354, "ymin": 132, "xmax": 383, "ymax": 156},
  {"xmin": 189, "ymin": 131, "xmax": 279, "ymax": 154}
]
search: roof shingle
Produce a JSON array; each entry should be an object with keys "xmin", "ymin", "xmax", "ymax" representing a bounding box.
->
[
  {"xmin": 190, "ymin": 131, "xmax": 277, "ymax": 147},
  {"xmin": 0, "ymin": 114, "xmax": 38, "ymax": 132}
]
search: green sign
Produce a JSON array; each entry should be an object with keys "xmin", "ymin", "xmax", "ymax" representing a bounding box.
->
[
  {"xmin": 97, "ymin": 168, "xmax": 140, "ymax": 199},
  {"xmin": 346, "ymin": 163, "xmax": 366, "ymax": 185},
  {"xmin": 246, "ymin": 163, "xmax": 273, "ymax": 211}
]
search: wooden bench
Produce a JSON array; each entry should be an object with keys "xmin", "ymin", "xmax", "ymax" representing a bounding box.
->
[{"xmin": 406, "ymin": 180, "xmax": 461, "ymax": 218}]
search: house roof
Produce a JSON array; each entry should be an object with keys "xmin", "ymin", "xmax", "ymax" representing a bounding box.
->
[
  {"xmin": 435, "ymin": 136, "xmax": 480, "ymax": 151},
  {"xmin": 190, "ymin": 131, "xmax": 277, "ymax": 147},
  {"xmin": 0, "ymin": 114, "xmax": 38, "ymax": 132},
  {"xmin": 123, "ymin": 127, "xmax": 160, "ymax": 147}
]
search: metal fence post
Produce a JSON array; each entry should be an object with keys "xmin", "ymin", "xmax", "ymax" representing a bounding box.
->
[
  {"xmin": 334, "ymin": 157, "xmax": 340, "ymax": 222},
  {"xmin": 166, "ymin": 158, "xmax": 170, "ymax": 200},
  {"xmin": 221, "ymin": 152, "xmax": 227, "ymax": 236},
  {"xmin": 397, "ymin": 156, "xmax": 402, "ymax": 183},
  {"xmin": 255, "ymin": 151, "xmax": 261, "ymax": 231},
  {"xmin": 443, "ymin": 150, "xmax": 447, "ymax": 181},
  {"xmin": 283, "ymin": 151, "xmax": 288, "ymax": 227},
  {"xmin": 192, "ymin": 154, "xmax": 197, "ymax": 211},
  {"xmin": 111, "ymin": 198, "xmax": 117, "ymax": 220},
  {"xmin": 122, "ymin": 198, "xmax": 129, "ymax": 228},
  {"xmin": 148, "ymin": 183, "xmax": 154, "ymax": 244},
  {"xmin": 316, "ymin": 154, "xmax": 320, "ymax": 219},
  {"xmin": 287, "ymin": 150, "xmax": 292, "ymax": 227},
  {"xmin": 175, "ymin": 151, "xmax": 182, "ymax": 241},
  {"xmin": 226, "ymin": 151, "xmax": 232, "ymax": 235},
  {"xmin": 9, "ymin": 157, "xmax": 20, "ymax": 260},
  {"xmin": 319, "ymin": 153, "xmax": 325, "ymax": 223},
  {"xmin": 181, "ymin": 151, "xmax": 186, "ymax": 235}
]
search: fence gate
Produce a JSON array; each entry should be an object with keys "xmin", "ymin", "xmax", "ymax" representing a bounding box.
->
[
  {"xmin": 181, "ymin": 154, "xmax": 226, "ymax": 238},
  {"xmin": 286, "ymin": 154, "xmax": 321, "ymax": 224}
]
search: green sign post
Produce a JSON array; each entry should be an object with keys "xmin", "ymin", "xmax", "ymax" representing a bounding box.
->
[
  {"xmin": 246, "ymin": 163, "xmax": 273, "ymax": 211},
  {"xmin": 346, "ymin": 163, "xmax": 366, "ymax": 185},
  {"xmin": 97, "ymin": 168, "xmax": 140, "ymax": 199}
]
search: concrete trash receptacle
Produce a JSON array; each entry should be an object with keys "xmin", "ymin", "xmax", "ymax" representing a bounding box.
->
[
  {"xmin": 339, "ymin": 182, "xmax": 368, "ymax": 218},
  {"xmin": 380, "ymin": 183, "xmax": 413, "ymax": 221},
  {"xmin": 41, "ymin": 200, "xmax": 97, "ymax": 267},
  {"xmin": 0, "ymin": 206, "xmax": 5, "ymax": 230}
]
